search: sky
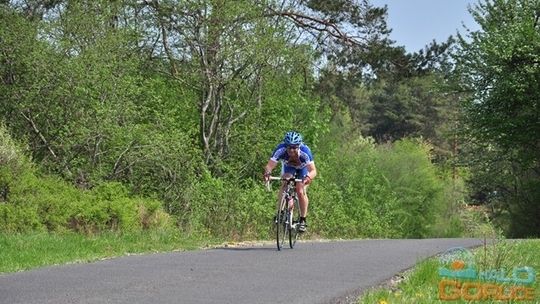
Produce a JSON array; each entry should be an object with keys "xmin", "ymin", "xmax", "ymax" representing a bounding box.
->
[{"xmin": 370, "ymin": 0, "xmax": 481, "ymax": 53}]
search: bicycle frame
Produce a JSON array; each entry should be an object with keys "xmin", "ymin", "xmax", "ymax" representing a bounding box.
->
[{"xmin": 267, "ymin": 176, "xmax": 302, "ymax": 250}]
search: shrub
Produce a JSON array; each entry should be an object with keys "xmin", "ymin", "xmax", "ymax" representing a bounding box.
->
[
  {"xmin": 312, "ymin": 124, "xmax": 455, "ymax": 239},
  {"xmin": 0, "ymin": 126, "xmax": 171, "ymax": 234},
  {"xmin": 172, "ymin": 173, "xmax": 273, "ymax": 240},
  {"xmin": 375, "ymin": 139, "xmax": 446, "ymax": 238}
]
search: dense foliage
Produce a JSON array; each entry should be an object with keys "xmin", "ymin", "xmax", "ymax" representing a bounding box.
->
[
  {"xmin": 0, "ymin": 0, "xmax": 537, "ymax": 238},
  {"xmin": 0, "ymin": 124, "xmax": 172, "ymax": 233},
  {"xmin": 454, "ymin": 0, "xmax": 540, "ymax": 237}
]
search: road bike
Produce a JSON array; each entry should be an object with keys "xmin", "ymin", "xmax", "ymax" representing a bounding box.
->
[{"xmin": 266, "ymin": 176, "xmax": 302, "ymax": 251}]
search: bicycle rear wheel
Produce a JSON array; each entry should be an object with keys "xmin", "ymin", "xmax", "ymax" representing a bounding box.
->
[{"xmin": 275, "ymin": 197, "xmax": 288, "ymax": 251}]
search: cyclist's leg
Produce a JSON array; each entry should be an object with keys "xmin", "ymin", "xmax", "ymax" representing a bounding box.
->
[
  {"xmin": 278, "ymin": 165, "xmax": 295, "ymax": 210},
  {"xmin": 295, "ymin": 167, "xmax": 309, "ymax": 218}
]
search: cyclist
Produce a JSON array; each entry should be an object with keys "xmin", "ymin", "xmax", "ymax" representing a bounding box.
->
[{"xmin": 263, "ymin": 131, "xmax": 317, "ymax": 233}]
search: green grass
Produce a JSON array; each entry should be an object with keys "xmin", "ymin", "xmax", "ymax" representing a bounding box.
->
[
  {"xmin": 0, "ymin": 230, "xmax": 221, "ymax": 273},
  {"xmin": 358, "ymin": 239, "xmax": 540, "ymax": 304}
]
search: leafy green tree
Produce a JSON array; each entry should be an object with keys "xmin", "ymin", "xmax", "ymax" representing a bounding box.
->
[
  {"xmin": 457, "ymin": 0, "xmax": 540, "ymax": 166},
  {"xmin": 366, "ymin": 73, "xmax": 458, "ymax": 147},
  {"xmin": 455, "ymin": 0, "xmax": 540, "ymax": 236},
  {"xmin": 1, "ymin": 2, "xmax": 139, "ymax": 179},
  {"xmin": 316, "ymin": 38, "xmax": 460, "ymax": 162},
  {"xmin": 1, "ymin": 2, "xmax": 201, "ymax": 197},
  {"xmin": 139, "ymin": 0, "xmax": 379, "ymax": 175}
]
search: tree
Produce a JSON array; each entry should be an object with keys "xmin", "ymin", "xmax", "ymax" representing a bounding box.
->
[
  {"xmin": 455, "ymin": 0, "xmax": 540, "ymax": 236},
  {"xmin": 139, "ymin": 0, "xmax": 392, "ymax": 174},
  {"xmin": 456, "ymin": 0, "xmax": 540, "ymax": 167},
  {"xmin": 315, "ymin": 35, "xmax": 460, "ymax": 161}
]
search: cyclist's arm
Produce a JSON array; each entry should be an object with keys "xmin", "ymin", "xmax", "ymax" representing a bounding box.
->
[
  {"xmin": 264, "ymin": 159, "xmax": 278, "ymax": 175},
  {"xmin": 305, "ymin": 162, "xmax": 317, "ymax": 181}
]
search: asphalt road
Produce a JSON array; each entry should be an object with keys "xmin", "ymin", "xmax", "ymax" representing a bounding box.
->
[{"xmin": 0, "ymin": 238, "xmax": 484, "ymax": 304}]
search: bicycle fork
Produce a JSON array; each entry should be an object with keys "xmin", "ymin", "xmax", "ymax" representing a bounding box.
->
[{"xmin": 286, "ymin": 194, "xmax": 298, "ymax": 230}]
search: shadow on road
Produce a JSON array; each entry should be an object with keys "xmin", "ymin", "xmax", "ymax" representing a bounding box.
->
[{"xmin": 212, "ymin": 247, "xmax": 278, "ymax": 252}]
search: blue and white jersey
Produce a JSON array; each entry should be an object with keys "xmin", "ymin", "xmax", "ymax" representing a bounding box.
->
[{"xmin": 270, "ymin": 143, "xmax": 314, "ymax": 169}]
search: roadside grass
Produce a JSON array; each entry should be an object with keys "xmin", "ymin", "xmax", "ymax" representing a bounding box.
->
[
  {"xmin": 358, "ymin": 239, "xmax": 540, "ymax": 304},
  {"xmin": 0, "ymin": 230, "xmax": 221, "ymax": 273}
]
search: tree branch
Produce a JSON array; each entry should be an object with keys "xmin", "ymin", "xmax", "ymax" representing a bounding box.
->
[
  {"xmin": 148, "ymin": 0, "xmax": 179, "ymax": 77},
  {"xmin": 111, "ymin": 140, "xmax": 135, "ymax": 177},
  {"xmin": 21, "ymin": 111, "xmax": 74, "ymax": 177},
  {"xmin": 265, "ymin": 8, "xmax": 363, "ymax": 47},
  {"xmin": 21, "ymin": 111, "xmax": 58, "ymax": 160}
]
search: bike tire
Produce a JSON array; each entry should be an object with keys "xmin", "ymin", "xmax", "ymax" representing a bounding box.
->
[
  {"xmin": 276, "ymin": 196, "xmax": 288, "ymax": 251},
  {"xmin": 288, "ymin": 198, "xmax": 300, "ymax": 248}
]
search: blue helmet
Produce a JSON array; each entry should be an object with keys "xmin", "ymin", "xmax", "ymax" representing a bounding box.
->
[{"xmin": 283, "ymin": 131, "xmax": 303, "ymax": 145}]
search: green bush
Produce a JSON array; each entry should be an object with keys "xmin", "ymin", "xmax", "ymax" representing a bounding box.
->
[
  {"xmin": 171, "ymin": 173, "xmax": 273, "ymax": 240},
  {"xmin": 312, "ymin": 116, "xmax": 457, "ymax": 239},
  {"xmin": 311, "ymin": 135, "xmax": 401, "ymax": 238},
  {"xmin": 375, "ymin": 139, "xmax": 446, "ymax": 238},
  {"xmin": 0, "ymin": 125, "xmax": 171, "ymax": 234},
  {"xmin": 0, "ymin": 169, "xmax": 172, "ymax": 234},
  {"xmin": 506, "ymin": 175, "xmax": 540, "ymax": 237}
]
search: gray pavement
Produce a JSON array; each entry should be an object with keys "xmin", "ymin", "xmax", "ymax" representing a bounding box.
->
[{"xmin": 0, "ymin": 238, "xmax": 484, "ymax": 304}]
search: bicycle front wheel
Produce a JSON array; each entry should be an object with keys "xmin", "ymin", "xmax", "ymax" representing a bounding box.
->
[
  {"xmin": 288, "ymin": 198, "xmax": 300, "ymax": 248},
  {"xmin": 276, "ymin": 197, "xmax": 288, "ymax": 251}
]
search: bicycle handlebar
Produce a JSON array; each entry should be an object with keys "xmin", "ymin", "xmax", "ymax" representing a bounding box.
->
[
  {"xmin": 265, "ymin": 176, "xmax": 303, "ymax": 191},
  {"xmin": 268, "ymin": 176, "xmax": 303, "ymax": 183}
]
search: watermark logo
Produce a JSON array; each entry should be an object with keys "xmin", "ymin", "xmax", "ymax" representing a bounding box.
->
[{"xmin": 438, "ymin": 247, "xmax": 537, "ymax": 301}]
